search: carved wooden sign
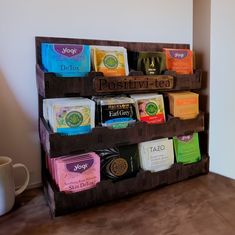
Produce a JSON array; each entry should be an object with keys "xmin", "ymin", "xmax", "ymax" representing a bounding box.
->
[{"xmin": 94, "ymin": 75, "xmax": 174, "ymax": 93}]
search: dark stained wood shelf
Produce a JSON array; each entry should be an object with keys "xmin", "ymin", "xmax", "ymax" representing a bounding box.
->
[
  {"xmin": 36, "ymin": 36, "xmax": 209, "ymax": 217},
  {"xmin": 44, "ymin": 155, "xmax": 209, "ymax": 217},
  {"xmin": 36, "ymin": 65, "xmax": 202, "ymax": 98},
  {"xmin": 40, "ymin": 113, "xmax": 204, "ymax": 157}
]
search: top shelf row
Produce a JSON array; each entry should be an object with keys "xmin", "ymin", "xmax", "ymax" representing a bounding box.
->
[{"xmin": 35, "ymin": 37, "xmax": 203, "ymax": 98}]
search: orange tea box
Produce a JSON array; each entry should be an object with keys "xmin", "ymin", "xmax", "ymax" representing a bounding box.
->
[
  {"xmin": 164, "ymin": 48, "xmax": 193, "ymax": 74},
  {"xmin": 168, "ymin": 92, "xmax": 199, "ymax": 119}
]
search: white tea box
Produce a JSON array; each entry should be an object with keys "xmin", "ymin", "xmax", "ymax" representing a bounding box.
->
[{"xmin": 138, "ymin": 138, "xmax": 174, "ymax": 172}]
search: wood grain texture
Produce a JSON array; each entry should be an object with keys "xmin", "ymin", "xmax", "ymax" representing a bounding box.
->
[
  {"xmin": 1, "ymin": 173, "xmax": 235, "ymax": 235},
  {"xmin": 40, "ymin": 113, "xmax": 205, "ymax": 157}
]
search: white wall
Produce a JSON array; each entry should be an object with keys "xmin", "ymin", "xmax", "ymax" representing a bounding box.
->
[
  {"xmin": 0, "ymin": 0, "xmax": 193, "ymax": 187},
  {"xmin": 210, "ymin": 0, "xmax": 235, "ymax": 178}
]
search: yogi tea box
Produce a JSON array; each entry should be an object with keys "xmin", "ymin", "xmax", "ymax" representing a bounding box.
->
[
  {"xmin": 138, "ymin": 138, "xmax": 174, "ymax": 172},
  {"xmin": 47, "ymin": 152, "xmax": 100, "ymax": 193},
  {"xmin": 164, "ymin": 48, "xmax": 193, "ymax": 75},
  {"xmin": 130, "ymin": 93, "xmax": 166, "ymax": 124},
  {"xmin": 96, "ymin": 144, "xmax": 140, "ymax": 181},
  {"xmin": 173, "ymin": 133, "xmax": 201, "ymax": 164},
  {"xmin": 41, "ymin": 43, "xmax": 91, "ymax": 77},
  {"xmin": 167, "ymin": 91, "xmax": 199, "ymax": 120}
]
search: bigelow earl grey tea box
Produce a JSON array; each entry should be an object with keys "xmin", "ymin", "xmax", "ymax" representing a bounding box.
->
[{"xmin": 168, "ymin": 91, "xmax": 199, "ymax": 119}]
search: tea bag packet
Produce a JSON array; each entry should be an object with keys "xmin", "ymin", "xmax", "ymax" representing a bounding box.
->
[
  {"xmin": 41, "ymin": 43, "xmax": 90, "ymax": 77},
  {"xmin": 173, "ymin": 133, "xmax": 201, "ymax": 164},
  {"xmin": 130, "ymin": 93, "xmax": 166, "ymax": 124},
  {"xmin": 137, "ymin": 52, "xmax": 166, "ymax": 75},
  {"xmin": 167, "ymin": 91, "xmax": 199, "ymax": 120},
  {"xmin": 52, "ymin": 152, "xmax": 100, "ymax": 193},
  {"xmin": 96, "ymin": 144, "xmax": 140, "ymax": 181},
  {"xmin": 91, "ymin": 46, "xmax": 129, "ymax": 76},
  {"xmin": 43, "ymin": 97, "xmax": 95, "ymax": 135},
  {"xmin": 138, "ymin": 138, "xmax": 174, "ymax": 172},
  {"xmin": 95, "ymin": 96, "xmax": 137, "ymax": 129},
  {"xmin": 164, "ymin": 48, "xmax": 193, "ymax": 75}
]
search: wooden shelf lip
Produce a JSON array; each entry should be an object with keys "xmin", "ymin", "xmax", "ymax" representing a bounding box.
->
[
  {"xmin": 36, "ymin": 65, "xmax": 203, "ymax": 98},
  {"xmin": 43, "ymin": 154, "xmax": 209, "ymax": 217},
  {"xmin": 39, "ymin": 112, "xmax": 205, "ymax": 157}
]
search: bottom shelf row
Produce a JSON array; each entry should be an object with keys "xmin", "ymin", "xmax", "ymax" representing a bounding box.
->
[{"xmin": 44, "ymin": 154, "xmax": 209, "ymax": 217}]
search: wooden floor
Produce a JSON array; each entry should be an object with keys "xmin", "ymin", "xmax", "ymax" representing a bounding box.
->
[{"xmin": 1, "ymin": 173, "xmax": 235, "ymax": 235}]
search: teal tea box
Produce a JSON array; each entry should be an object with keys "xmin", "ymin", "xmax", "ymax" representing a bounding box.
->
[{"xmin": 41, "ymin": 43, "xmax": 91, "ymax": 77}]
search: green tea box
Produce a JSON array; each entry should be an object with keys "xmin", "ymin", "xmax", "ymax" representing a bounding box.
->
[
  {"xmin": 173, "ymin": 133, "xmax": 201, "ymax": 164},
  {"xmin": 138, "ymin": 138, "xmax": 174, "ymax": 172}
]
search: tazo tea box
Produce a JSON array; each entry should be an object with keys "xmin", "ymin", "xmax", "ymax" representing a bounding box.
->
[
  {"xmin": 91, "ymin": 46, "xmax": 129, "ymax": 76},
  {"xmin": 96, "ymin": 144, "xmax": 140, "ymax": 181},
  {"xmin": 173, "ymin": 133, "xmax": 201, "ymax": 164},
  {"xmin": 51, "ymin": 152, "xmax": 100, "ymax": 193},
  {"xmin": 168, "ymin": 91, "xmax": 199, "ymax": 119},
  {"xmin": 130, "ymin": 93, "xmax": 166, "ymax": 124},
  {"xmin": 138, "ymin": 138, "xmax": 174, "ymax": 172},
  {"xmin": 41, "ymin": 43, "xmax": 90, "ymax": 77},
  {"xmin": 95, "ymin": 96, "xmax": 137, "ymax": 129},
  {"xmin": 164, "ymin": 48, "xmax": 193, "ymax": 75},
  {"xmin": 43, "ymin": 97, "xmax": 95, "ymax": 135}
]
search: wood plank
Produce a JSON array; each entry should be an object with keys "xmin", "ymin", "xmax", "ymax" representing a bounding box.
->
[{"xmin": 1, "ymin": 174, "xmax": 235, "ymax": 235}]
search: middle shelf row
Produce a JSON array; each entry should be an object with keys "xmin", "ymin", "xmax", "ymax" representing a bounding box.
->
[{"xmin": 40, "ymin": 112, "xmax": 204, "ymax": 157}]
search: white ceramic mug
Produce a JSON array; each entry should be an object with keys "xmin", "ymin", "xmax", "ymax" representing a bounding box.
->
[{"xmin": 0, "ymin": 156, "xmax": 30, "ymax": 216}]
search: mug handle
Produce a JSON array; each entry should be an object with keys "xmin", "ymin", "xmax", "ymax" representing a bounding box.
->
[{"xmin": 13, "ymin": 163, "xmax": 30, "ymax": 196}]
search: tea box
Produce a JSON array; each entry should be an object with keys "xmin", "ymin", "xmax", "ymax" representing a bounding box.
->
[
  {"xmin": 173, "ymin": 133, "xmax": 201, "ymax": 164},
  {"xmin": 138, "ymin": 138, "xmax": 174, "ymax": 172},
  {"xmin": 41, "ymin": 43, "xmax": 90, "ymax": 77},
  {"xmin": 91, "ymin": 45, "xmax": 129, "ymax": 76},
  {"xmin": 164, "ymin": 48, "xmax": 193, "ymax": 75},
  {"xmin": 46, "ymin": 153, "xmax": 100, "ymax": 193},
  {"xmin": 96, "ymin": 144, "xmax": 140, "ymax": 181},
  {"xmin": 94, "ymin": 96, "xmax": 137, "ymax": 129},
  {"xmin": 168, "ymin": 91, "xmax": 199, "ymax": 119},
  {"xmin": 130, "ymin": 93, "xmax": 166, "ymax": 124},
  {"xmin": 43, "ymin": 97, "xmax": 95, "ymax": 135}
]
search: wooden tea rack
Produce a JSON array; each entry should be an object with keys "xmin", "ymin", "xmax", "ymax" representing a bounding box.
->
[{"xmin": 36, "ymin": 36, "xmax": 209, "ymax": 216}]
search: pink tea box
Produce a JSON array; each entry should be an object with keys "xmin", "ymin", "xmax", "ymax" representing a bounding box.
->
[{"xmin": 53, "ymin": 152, "xmax": 100, "ymax": 193}]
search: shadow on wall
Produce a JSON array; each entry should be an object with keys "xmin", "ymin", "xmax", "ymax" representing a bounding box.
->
[{"xmin": 0, "ymin": 70, "xmax": 41, "ymax": 187}]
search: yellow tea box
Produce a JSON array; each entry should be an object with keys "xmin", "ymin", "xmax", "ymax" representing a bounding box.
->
[
  {"xmin": 91, "ymin": 46, "xmax": 129, "ymax": 77},
  {"xmin": 168, "ymin": 92, "xmax": 199, "ymax": 119}
]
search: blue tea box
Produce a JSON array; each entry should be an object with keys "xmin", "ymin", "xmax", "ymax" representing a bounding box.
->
[{"xmin": 41, "ymin": 43, "xmax": 91, "ymax": 77}]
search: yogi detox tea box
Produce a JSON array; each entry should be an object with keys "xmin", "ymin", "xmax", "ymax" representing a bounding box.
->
[
  {"xmin": 41, "ymin": 43, "xmax": 90, "ymax": 77},
  {"xmin": 173, "ymin": 133, "xmax": 201, "ymax": 164}
]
